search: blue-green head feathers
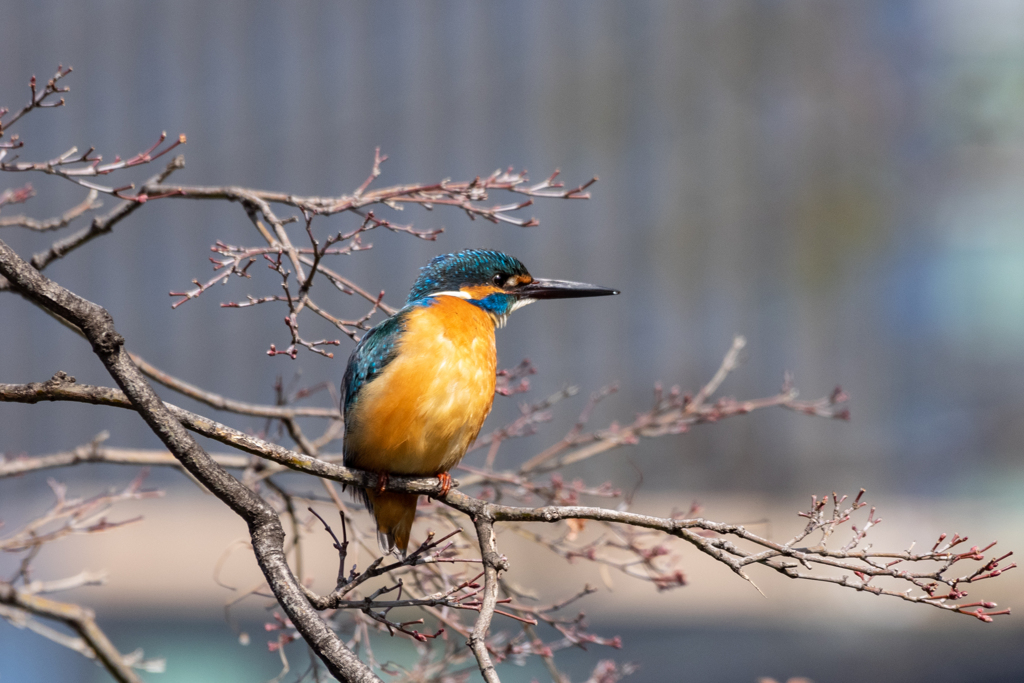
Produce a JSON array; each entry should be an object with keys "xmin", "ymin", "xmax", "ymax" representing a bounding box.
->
[{"xmin": 406, "ymin": 250, "xmax": 530, "ymax": 303}]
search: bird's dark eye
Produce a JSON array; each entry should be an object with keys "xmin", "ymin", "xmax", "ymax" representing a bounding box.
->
[{"xmin": 492, "ymin": 273, "xmax": 508, "ymax": 287}]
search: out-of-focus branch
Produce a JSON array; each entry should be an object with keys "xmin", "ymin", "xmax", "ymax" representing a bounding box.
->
[
  {"xmin": 0, "ymin": 471, "xmax": 165, "ymax": 681},
  {"xmin": 28, "ymin": 156, "xmax": 186, "ymax": 271},
  {"xmin": 0, "ymin": 586, "xmax": 145, "ymax": 683},
  {"xmin": 129, "ymin": 352, "xmax": 339, "ymax": 419},
  {"xmin": 0, "ymin": 472, "xmax": 159, "ymax": 552},
  {"xmin": 0, "ymin": 189, "xmax": 100, "ymax": 230},
  {"xmin": 518, "ymin": 335, "xmax": 849, "ymax": 475},
  {"xmin": 0, "ymin": 157, "xmax": 186, "ymax": 295},
  {"xmin": 0, "ymin": 183, "xmax": 35, "ymax": 208},
  {"xmin": 0, "ymin": 444, "xmax": 251, "ymax": 479}
]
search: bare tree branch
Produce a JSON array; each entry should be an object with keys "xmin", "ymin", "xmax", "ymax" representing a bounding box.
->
[
  {"xmin": 0, "ymin": 444, "xmax": 251, "ymax": 479},
  {"xmin": 27, "ymin": 155, "xmax": 186, "ymax": 271},
  {"xmin": 0, "ymin": 237, "xmax": 383, "ymax": 683},
  {"xmin": 0, "ymin": 470, "xmax": 164, "ymax": 682},
  {"xmin": 142, "ymin": 165, "xmax": 595, "ymax": 225},
  {"xmin": 467, "ymin": 516, "xmax": 508, "ymax": 683},
  {"xmin": 129, "ymin": 352, "xmax": 339, "ymax": 418},
  {"xmin": 0, "ymin": 189, "xmax": 101, "ymax": 230},
  {"xmin": 439, "ymin": 489, "xmax": 1014, "ymax": 622},
  {"xmin": 0, "ymin": 66, "xmax": 72, "ymax": 139},
  {"xmin": 0, "ymin": 586, "xmax": 145, "ymax": 683},
  {"xmin": 0, "ymin": 131, "xmax": 186, "ymax": 198},
  {"xmin": 0, "ymin": 156, "xmax": 186, "ymax": 292},
  {"xmin": 518, "ymin": 336, "xmax": 848, "ymax": 475}
]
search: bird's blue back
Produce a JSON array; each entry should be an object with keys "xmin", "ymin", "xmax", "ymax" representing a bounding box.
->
[{"xmin": 342, "ymin": 311, "xmax": 407, "ymax": 415}]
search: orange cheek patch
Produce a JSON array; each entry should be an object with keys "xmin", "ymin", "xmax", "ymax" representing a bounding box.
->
[
  {"xmin": 461, "ymin": 284, "xmax": 504, "ymax": 299},
  {"xmin": 460, "ymin": 275, "xmax": 532, "ymax": 298}
]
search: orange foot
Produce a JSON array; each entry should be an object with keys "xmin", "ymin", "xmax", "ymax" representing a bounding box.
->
[
  {"xmin": 436, "ymin": 472, "xmax": 453, "ymax": 497},
  {"xmin": 375, "ymin": 472, "xmax": 389, "ymax": 495}
]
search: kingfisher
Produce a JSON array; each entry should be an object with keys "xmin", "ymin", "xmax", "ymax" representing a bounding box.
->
[{"xmin": 342, "ymin": 249, "xmax": 619, "ymax": 556}]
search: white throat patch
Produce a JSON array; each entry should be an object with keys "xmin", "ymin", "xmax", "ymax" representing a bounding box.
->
[
  {"xmin": 509, "ymin": 297, "xmax": 536, "ymax": 313},
  {"xmin": 492, "ymin": 298, "xmax": 535, "ymax": 329}
]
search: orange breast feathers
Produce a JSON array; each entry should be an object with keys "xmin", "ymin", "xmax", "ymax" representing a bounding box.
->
[{"xmin": 344, "ymin": 295, "xmax": 498, "ymax": 476}]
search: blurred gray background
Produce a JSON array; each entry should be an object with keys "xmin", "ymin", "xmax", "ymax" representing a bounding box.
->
[{"xmin": 2, "ymin": 1, "xmax": 1024, "ymax": 682}]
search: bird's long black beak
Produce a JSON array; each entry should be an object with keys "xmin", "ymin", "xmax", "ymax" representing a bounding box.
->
[{"xmin": 517, "ymin": 278, "xmax": 620, "ymax": 300}]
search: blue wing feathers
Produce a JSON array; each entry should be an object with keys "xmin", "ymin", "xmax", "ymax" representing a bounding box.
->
[
  {"xmin": 341, "ymin": 307, "xmax": 414, "ymax": 519},
  {"xmin": 341, "ymin": 310, "xmax": 408, "ymax": 415}
]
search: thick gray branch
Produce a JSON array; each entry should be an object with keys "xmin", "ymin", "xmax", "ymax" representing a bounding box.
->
[{"xmin": 0, "ymin": 237, "xmax": 381, "ymax": 683}]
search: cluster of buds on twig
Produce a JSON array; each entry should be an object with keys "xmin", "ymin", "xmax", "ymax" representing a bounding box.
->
[
  {"xmin": 0, "ymin": 66, "xmax": 72, "ymax": 144},
  {"xmin": 1, "ymin": 125, "xmax": 184, "ymax": 200}
]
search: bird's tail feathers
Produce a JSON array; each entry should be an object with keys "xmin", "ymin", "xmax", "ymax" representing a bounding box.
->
[
  {"xmin": 348, "ymin": 486, "xmax": 398, "ymax": 555},
  {"xmin": 377, "ymin": 529, "xmax": 401, "ymax": 557},
  {"xmin": 360, "ymin": 489, "xmax": 417, "ymax": 558}
]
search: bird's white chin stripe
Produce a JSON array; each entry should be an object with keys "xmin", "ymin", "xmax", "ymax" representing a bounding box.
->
[
  {"xmin": 493, "ymin": 299, "xmax": 534, "ymax": 328},
  {"xmin": 429, "ymin": 291, "xmax": 474, "ymax": 300},
  {"xmin": 510, "ymin": 298, "xmax": 535, "ymax": 313}
]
